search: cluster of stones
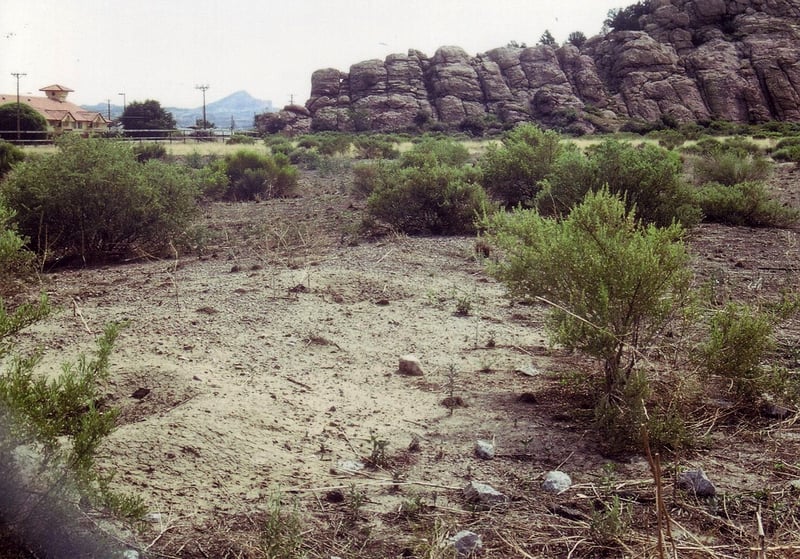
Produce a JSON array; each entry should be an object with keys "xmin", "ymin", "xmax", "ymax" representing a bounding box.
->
[{"xmin": 258, "ymin": 0, "xmax": 800, "ymax": 135}]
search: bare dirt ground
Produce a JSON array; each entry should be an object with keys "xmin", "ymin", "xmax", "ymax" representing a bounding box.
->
[{"xmin": 14, "ymin": 163, "xmax": 800, "ymax": 558}]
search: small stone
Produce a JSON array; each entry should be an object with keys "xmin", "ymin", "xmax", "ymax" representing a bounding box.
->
[
  {"xmin": 449, "ymin": 530, "xmax": 483, "ymax": 557},
  {"xmin": 130, "ymin": 387, "xmax": 150, "ymax": 399},
  {"xmin": 463, "ymin": 481, "xmax": 507, "ymax": 509},
  {"xmin": 542, "ymin": 470, "xmax": 572, "ymax": 493},
  {"xmin": 122, "ymin": 551, "xmax": 140, "ymax": 559},
  {"xmin": 788, "ymin": 479, "xmax": 800, "ymax": 491},
  {"xmin": 474, "ymin": 439, "xmax": 495, "ymax": 460},
  {"xmin": 144, "ymin": 512, "xmax": 162, "ymax": 523},
  {"xmin": 398, "ymin": 354, "xmax": 424, "ymax": 376},
  {"xmin": 678, "ymin": 469, "xmax": 716, "ymax": 497}
]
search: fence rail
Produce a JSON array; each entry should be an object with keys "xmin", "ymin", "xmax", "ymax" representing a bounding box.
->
[{"xmin": 0, "ymin": 128, "xmax": 259, "ymax": 146}]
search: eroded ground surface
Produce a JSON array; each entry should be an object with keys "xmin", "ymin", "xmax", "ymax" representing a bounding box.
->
[{"xmin": 13, "ymin": 163, "xmax": 800, "ymax": 558}]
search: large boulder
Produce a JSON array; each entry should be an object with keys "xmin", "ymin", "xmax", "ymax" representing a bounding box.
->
[{"xmin": 265, "ymin": 0, "xmax": 800, "ymax": 134}]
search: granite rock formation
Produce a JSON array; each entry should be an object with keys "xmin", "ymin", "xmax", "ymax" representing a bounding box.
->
[{"xmin": 257, "ymin": 0, "xmax": 800, "ymax": 134}]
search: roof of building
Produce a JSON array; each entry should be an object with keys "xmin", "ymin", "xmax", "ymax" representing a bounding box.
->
[
  {"xmin": 0, "ymin": 92, "xmax": 108, "ymax": 125},
  {"xmin": 39, "ymin": 84, "xmax": 75, "ymax": 93}
]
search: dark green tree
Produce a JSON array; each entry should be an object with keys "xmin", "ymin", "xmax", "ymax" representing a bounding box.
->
[
  {"xmin": 120, "ymin": 99, "xmax": 176, "ymax": 137},
  {"xmin": 567, "ymin": 31, "xmax": 587, "ymax": 48},
  {"xmin": 538, "ymin": 29, "xmax": 557, "ymax": 46},
  {"xmin": 0, "ymin": 104, "xmax": 47, "ymax": 142}
]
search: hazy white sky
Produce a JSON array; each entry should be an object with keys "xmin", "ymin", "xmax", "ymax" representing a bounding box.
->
[{"xmin": 1, "ymin": 0, "xmax": 627, "ymax": 109}]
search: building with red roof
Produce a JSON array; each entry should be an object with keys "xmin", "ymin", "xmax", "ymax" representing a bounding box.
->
[{"xmin": 0, "ymin": 84, "xmax": 110, "ymax": 135}]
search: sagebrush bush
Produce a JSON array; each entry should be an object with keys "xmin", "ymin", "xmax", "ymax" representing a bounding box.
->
[
  {"xmin": 353, "ymin": 136, "xmax": 400, "ymax": 160},
  {"xmin": 0, "ymin": 200, "xmax": 34, "ymax": 292},
  {"xmin": 316, "ymin": 133, "xmax": 353, "ymax": 156},
  {"xmin": 534, "ymin": 146, "xmax": 596, "ymax": 216},
  {"xmin": 1, "ymin": 136, "xmax": 199, "ymax": 263},
  {"xmin": 223, "ymin": 149, "xmax": 298, "ymax": 200},
  {"xmin": 486, "ymin": 188, "xmax": 693, "ymax": 448},
  {"xmin": 0, "ymin": 305, "xmax": 144, "ymax": 555},
  {"xmin": 771, "ymin": 138, "xmax": 800, "ymax": 163},
  {"xmin": 587, "ymin": 140, "xmax": 701, "ymax": 227},
  {"xmin": 132, "ymin": 141, "xmax": 167, "ymax": 162},
  {"xmin": 693, "ymin": 151, "xmax": 772, "ymax": 186},
  {"xmin": 0, "ymin": 140, "xmax": 24, "ymax": 178},
  {"xmin": 365, "ymin": 138, "xmax": 490, "ymax": 234},
  {"xmin": 696, "ymin": 181, "xmax": 798, "ymax": 227},
  {"xmin": 697, "ymin": 302, "xmax": 775, "ymax": 402},
  {"xmin": 226, "ymin": 133, "xmax": 256, "ymax": 145},
  {"xmin": 480, "ymin": 123, "xmax": 562, "ymax": 207}
]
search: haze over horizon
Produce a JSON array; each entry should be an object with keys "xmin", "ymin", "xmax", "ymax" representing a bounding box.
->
[{"xmin": 1, "ymin": 0, "xmax": 627, "ymax": 109}]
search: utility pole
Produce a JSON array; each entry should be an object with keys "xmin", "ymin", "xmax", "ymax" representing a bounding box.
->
[
  {"xmin": 118, "ymin": 92, "xmax": 126, "ymax": 113},
  {"xmin": 107, "ymin": 99, "xmax": 111, "ymax": 120},
  {"xmin": 11, "ymin": 72, "xmax": 26, "ymax": 142},
  {"xmin": 195, "ymin": 84, "xmax": 209, "ymax": 129}
]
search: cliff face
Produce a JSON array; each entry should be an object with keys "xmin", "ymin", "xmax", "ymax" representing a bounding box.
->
[{"xmin": 259, "ymin": 0, "xmax": 800, "ymax": 134}]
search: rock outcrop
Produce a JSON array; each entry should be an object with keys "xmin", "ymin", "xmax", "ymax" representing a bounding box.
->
[{"xmin": 258, "ymin": 0, "xmax": 800, "ymax": 134}]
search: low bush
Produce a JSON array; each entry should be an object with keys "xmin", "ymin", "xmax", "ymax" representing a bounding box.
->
[
  {"xmin": 770, "ymin": 137, "xmax": 800, "ymax": 162},
  {"xmin": 132, "ymin": 141, "xmax": 167, "ymax": 162},
  {"xmin": 365, "ymin": 138, "xmax": 490, "ymax": 234},
  {"xmin": 0, "ymin": 200, "xmax": 34, "ymax": 292},
  {"xmin": 696, "ymin": 181, "xmax": 798, "ymax": 227},
  {"xmin": 1, "ymin": 136, "xmax": 199, "ymax": 263},
  {"xmin": 0, "ymin": 305, "xmax": 145, "ymax": 556},
  {"xmin": 353, "ymin": 136, "xmax": 400, "ymax": 160},
  {"xmin": 226, "ymin": 133, "xmax": 257, "ymax": 145},
  {"xmin": 223, "ymin": 149, "xmax": 298, "ymax": 200},
  {"xmin": 316, "ymin": 133, "xmax": 353, "ymax": 156},
  {"xmin": 534, "ymin": 146, "xmax": 596, "ymax": 216},
  {"xmin": 480, "ymin": 124, "xmax": 562, "ymax": 207},
  {"xmin": 697, "ymin": 302, "xmax": 776, "ymax": 403},
  {"xmin": 0, "ymin": 141, "xmax": 24, "ymax": 178},
  {"xmin": 485, "ymin": 188, "xmax": 693, "ymax": 449},
  {"xmin": 591, "ymin": 140, "xmax": 701, "ymax": 227},
  {"xmin": 693, "ymin": 151, "xmax": 772, "ymax": 186}
]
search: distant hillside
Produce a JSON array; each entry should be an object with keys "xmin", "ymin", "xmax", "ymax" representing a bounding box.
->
[{"xmin": 84, "ymin": 90, "xmax": 273, "ymax": 129}]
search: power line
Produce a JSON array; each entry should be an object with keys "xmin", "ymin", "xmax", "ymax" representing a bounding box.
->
[
  {"xmin": 195, "ymin": 84, "xmax": 209, "ymax": 129},
  {"xmin": 11, "ymin": 72, "xmax": 26, "ymax": 142}
]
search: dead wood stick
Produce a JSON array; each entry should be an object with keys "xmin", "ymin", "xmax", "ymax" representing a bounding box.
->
[
  {"xmin": 285, "ymin": 376, "xmax": 312, "ymax": 390},
  {"xmin": 71, "ymin": 297, "xmax": 93, "ymax": 334}
]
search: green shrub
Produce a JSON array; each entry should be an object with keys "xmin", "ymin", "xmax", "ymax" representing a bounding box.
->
[
  {"xmin": 0, "ymin": 199, "xmax": 34, "ymax": 291},
  {"xmin": 352, "ymin": 161, "xmax": 383, "ymax": 199},
  {"xmin": 367, "ymin": 162, "xmax": 488, "ymax": 235},
  {"xmin": 400, "ymin": 136, "xmax": 470, "ymax": 168},
  {"xmin": 0, "ymin": 140, "xmax": 24, "ymax": 178},
  {"xmin": 226, "ymin": 133, "xmax": 256, "ymax": 145},
  {"xmin": 697, "ymin": 303, "xmax": 776, "ymax": 402},
  {"xmin": 480, "ymin": 124, "xmax": 562, "ymax": 207},
  {"xmin": 0, "ymin": 308, "xmax": 145, "ymax": 555},
  {"xmin": 316, "ymin": 133, "xmax": 352, "ymax": 156},
  {"xmin": 267, "ymin": 138, "xmax": 293, "ymax": 157},
  {"xmin": 591, "ymin": 140, "xmax": 700, "ymax": 227},
  {"xmin": 771, "ymin": 138, "xmax": 800, "ymax": 163},
  {"xmin": 771, "ymin": 145, "xmax": 800, "ymax": 163},
  {"xmin": 693, "ymin": 151, "xmax": 772, "ymax": 186},
  {"xmin": 365, "ymin": 139, "xmax": 490, "ymax": 234},
  {"xmin": 534, "ymin": 145, "xmax": 596, "ymax": 216},
  {"xmin": 132, "ymin": 141, "xmax": 167, "ymax": 162},
  {"xmin": 288, "ymin": 147, "xmax": 322, "ymax": 169},
  {"xmin": 353, "ymin": 136, "xmax": 400, "ymax": 160},
  {"xmin": 486, "ymin": 188, "xmax": 692, "ymax": 447},
  {"xmin": 223, "ymin": 149, "xmax": 298, "ymax": 200},
  {"xmin": 1, "ymin": 136, "xmax": 199, "ymax": 263},
  {"xmin": 696, "ymin": 181, "xmax": 798, "ymax": 227}
]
